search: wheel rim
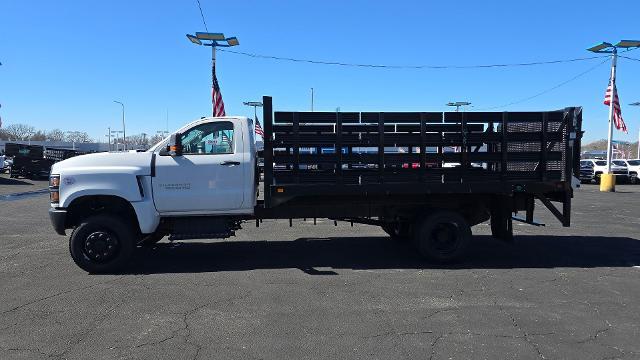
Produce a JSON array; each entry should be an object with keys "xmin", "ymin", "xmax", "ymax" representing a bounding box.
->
[
  {"xmin": 428, "ymin": 223, "xmax": 461, "ymax": 255},
  {"xmin": 83, "ymin": 231, "xmax": 119, "ymax": 263}
]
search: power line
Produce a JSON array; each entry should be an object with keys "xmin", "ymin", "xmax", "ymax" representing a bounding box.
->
[
  {"xmin": 475, "ymin": 59, "xmax": 609, "ymax": 111},
  {"xmin": 217, "ymin": 48, "xmax": 606, "ymax": 69},
  {"xmin": 620, "ymin": 55, "xmax": 640, "ymax": 63},
  {"xmin": 195, "ymin": 0, "xmax": 208, "ymax": 32}
]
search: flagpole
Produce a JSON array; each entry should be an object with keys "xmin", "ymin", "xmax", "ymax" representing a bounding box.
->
[
  {"xmin": 212, "ymin": 45, "xmax": 216, "ymax": 117},
  {"xmin": 605, "ymin": 48, "xmax": 617, "ymax": 174}
]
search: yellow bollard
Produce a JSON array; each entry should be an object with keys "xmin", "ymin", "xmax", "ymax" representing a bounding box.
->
[{"xmin": 599, "ymin": 173, "xmax": 616, "ymax": 192}]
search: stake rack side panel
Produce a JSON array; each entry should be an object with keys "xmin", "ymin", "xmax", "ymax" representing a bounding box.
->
[{"xmin": 262, "ymin": 96, "xmax": 581, "ymax": 206}]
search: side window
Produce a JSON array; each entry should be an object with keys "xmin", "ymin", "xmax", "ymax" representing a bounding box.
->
[{"xmin": 180, "ymin": 121, "xmax": 234, "ymax": 155}]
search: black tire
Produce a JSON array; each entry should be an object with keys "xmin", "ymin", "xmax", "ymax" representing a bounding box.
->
[
  {"xmin": 413, "ymin": 211, "xmax": 471, "ymax": 263},
  {"xmin": 630, "ymin": 174, "xmax": 638, "ymax": 185},
  {"xmin": 381, "ymin": 222, "xmax": 411, "ymax": 241},
  {"xmin": 69, "ymin": 214, "xmax": 135, "ymax": 273},
  {"xmin": 595, "ymin": 173, "xmax": 601, "ymax": 184},
  {"xmin": 138, "ymin": 232, "xmax": 165, "ymax": 246}
]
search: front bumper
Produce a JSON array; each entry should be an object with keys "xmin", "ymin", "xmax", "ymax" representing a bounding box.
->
[{"xmin": 49, "ymin": 208, "xmax": 67, "ymax": 235}]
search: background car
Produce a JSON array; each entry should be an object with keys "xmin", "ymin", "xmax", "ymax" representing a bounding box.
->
[
  {"xmin": 579, "ymin": 159, "xmax": 629, "ymax": 184},
  {"xmin": 612, "ymin": 159, "xmax": 640, "ymax": 184}
]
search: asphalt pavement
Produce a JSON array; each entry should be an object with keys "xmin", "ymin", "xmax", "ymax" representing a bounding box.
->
[{"xmin": 0, "ymin": 182, "xmax": 639, "ymax": 359}]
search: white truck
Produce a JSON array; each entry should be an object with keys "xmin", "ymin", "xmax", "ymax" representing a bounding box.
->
[
  {"xmin": 48, "ymin": 97, "xmax": 583, "ymax": 273},
  {"xmin": 612, "ymin": 159, "xmax": 639, "ymax": 184},
  {"xmin": 579, "ymin": 159, "xmax": 629, "ymax": 184}
]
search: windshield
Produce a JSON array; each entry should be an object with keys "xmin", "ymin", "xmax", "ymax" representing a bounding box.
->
[
  {"xmin": 627, "ymin": 160, "xmax": 640, "ymax": 166},
  {"xmin": 612, "ymin": 160, "xmax": 626, "ymax": 166},
  {"xmin": 595, "ymin": 161, "xmax": 607, "ymax": 166}
]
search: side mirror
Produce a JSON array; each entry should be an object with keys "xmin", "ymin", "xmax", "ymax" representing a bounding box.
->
[{"xmin": 167, "ymin": 133, "xmax": 183, "ymax": 156}]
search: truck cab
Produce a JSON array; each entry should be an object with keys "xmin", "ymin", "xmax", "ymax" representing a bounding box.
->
[
  {"xmin": 49, "ymin": 116, "xmax": 257, "ymax": 272},
  {"xmin": 150, "ymin": 117, "xmax": 257, "ymax": 215}
]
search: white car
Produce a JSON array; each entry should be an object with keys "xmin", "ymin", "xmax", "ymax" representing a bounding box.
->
[
  {"xmin": 579, "ymin": 159, "xmax": 628, "ymax": 183},
  {"xmin": 612, "ymin": 159, "xmax": 640, "ymax": 184},
  {"xmin": 1, "ymin": 157, "xmax": 11, "ymax": 173}
]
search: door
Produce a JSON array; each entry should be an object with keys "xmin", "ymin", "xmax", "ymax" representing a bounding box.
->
[{"xmin": 152, "ymin": 120, "xmax": 245, "ymax": 213}]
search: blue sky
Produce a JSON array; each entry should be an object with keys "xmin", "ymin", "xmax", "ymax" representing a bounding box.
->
[{"xmin": 1, "ymin": 0, "xmax": 639, "ymax": 143}]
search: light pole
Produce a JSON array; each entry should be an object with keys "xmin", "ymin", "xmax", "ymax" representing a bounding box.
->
[
  {"xmin": 243, "ymin": 101, "xmax": 263, "ymax": 120},
  {"xmin": 111, "ymin": 130, "xmax": 123, "ymax": 151},
  {"xmin": 587, "ymin": 40, "xmax": 640, "ymax": 174},
  {"xmin": 113, "ymin": 100, "xmax": 126, "ymax": 150},
  {"xmin": 446, "ymin": 101, "xmax": 471, "ymax": 112},
  {"xmin": 186, "ymin": 32, "xmax": 239, "ymax": 116},
  {"xmin": 631, "ymin": 102, "xmax": 640, "ymax": 158},
  {"xmin": 105, "ymin": 127, "xmax": 111, "ymax": 151}
]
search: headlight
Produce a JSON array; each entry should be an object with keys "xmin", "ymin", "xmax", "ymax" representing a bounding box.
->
[{"xmin": 49, "ymin": 175, "xmax": 60, "ymax": 204}]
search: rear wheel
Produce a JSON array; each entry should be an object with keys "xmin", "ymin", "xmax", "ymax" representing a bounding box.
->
[
  {"xmin": 69, "ymin": 214, "xmax": 135, "ymax": 273},
  {"xmin": 413, "ymin": 211, "xmax": 471, "ymax": 263},
  {"xmin": 630, "ymin": 173, "xmax": 638, "ymax": 185}
]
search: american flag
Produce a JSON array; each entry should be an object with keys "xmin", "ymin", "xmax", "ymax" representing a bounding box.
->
[
  {"xmin": 254, "ymin": 115, "xmax": 264, "ymax": 137},
  {"xmin": 212, "ymin": 65, "xmax": 226, "ymax": 117},
  {"xmin": 604, "ymin": 77, "xmax": 627, "ymax": 133}
]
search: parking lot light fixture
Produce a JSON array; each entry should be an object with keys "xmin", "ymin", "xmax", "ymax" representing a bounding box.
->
[
  {"xmin": 187, "ymin": 34, "xmax": 202, "ymax": 45},
  {"xmin": 446, "ymin": 101, "xmax": 472, "ymax": 112},
  {"xmin": 195, "ymin": 32, "xmax": 225, "ymax": 41},
  {"xmin": 186, "ymin": 32, "xmax": 240, "ymax": 116},
  {"xmin": 243, "ymin": 101, "xmax": 263, "ymax": 119}
]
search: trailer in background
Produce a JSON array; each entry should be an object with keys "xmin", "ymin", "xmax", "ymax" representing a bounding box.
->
[{"xmin": 5, "ymin": 143, "xmax": 88, "ymax": 179}]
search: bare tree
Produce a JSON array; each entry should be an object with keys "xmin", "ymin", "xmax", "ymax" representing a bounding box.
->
[
  {"xmin": 65, "ymin": 131, "xmax": 91, "ymax": 143},
  {"xmin": 4, "ymin": 124, "xmax": 35, "ymax": 140},
  {"xmin": 126, "ymin": 133, "xmax": 150, "ymax": 149},
  {"xmin": 46, "ymin": 129, "xmax": 66, "ymax": 141},
  {"xmin": 30, "ymin": 131, "xmax": 47, "ymax": 141},
  {"xmin": 148, "ymin": 134, "xmax": 165, "ymax": 147}
]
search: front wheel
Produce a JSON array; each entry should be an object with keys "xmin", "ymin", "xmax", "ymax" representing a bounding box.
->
[
  {"xmin": 413, "ymin": 211, "xmax": 471, "ymax": 263},
  {"xmin": 69, "ymin": 214, "xmax": 135, "ymax": 273}
]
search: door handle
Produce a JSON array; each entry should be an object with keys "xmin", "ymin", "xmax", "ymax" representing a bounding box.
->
[{"xmin": 220, "ymin": 161, "xmax": 241, "ymax": 166}]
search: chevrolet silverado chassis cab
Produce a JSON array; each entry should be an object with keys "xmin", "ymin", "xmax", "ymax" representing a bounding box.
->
[{"xmin": 49, "ymin": 96, "xmax": 582, "ymax": 273}]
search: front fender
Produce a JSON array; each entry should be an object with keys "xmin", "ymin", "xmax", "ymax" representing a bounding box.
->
[{"xmin": 58, "ymin": 173, "xmax": 143, "ymax": 208}]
